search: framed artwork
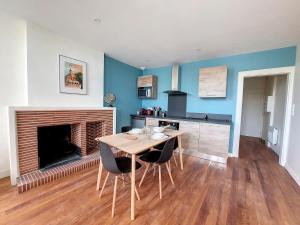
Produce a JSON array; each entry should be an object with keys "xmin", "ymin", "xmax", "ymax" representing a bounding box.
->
[{"xmin": 59, "ymin": 55, "xmax": 87, "ymax": 95}]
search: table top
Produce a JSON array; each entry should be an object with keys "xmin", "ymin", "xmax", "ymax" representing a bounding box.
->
[{"xmin": 96, "ymin": 129, "xmax": 184, "ymax": 154}]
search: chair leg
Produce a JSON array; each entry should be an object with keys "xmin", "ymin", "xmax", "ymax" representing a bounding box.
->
[
  {"xmin": 158, "ymin": 165, "xmax": 162, "ymax": 199},
  {"xmin": 99, "ymin": 172, "xmax": 110, "ymax": 198},
  {"xmin": 134, "ymin": 184, "xmax": 140, "ymax": 201},
  {"xmin": 96, "ymin": 159, "xmax": 103, "ymax": 191},
  {"xmin": 129, "ymin": 174, "xmax": 141, "ymax": 201},
  {"xmin": 112, "ymin": 176, "xmax": 118, "ymax": 217},
  {"xmin": 153, "ymin": 165, "xmax": 156, "ymax": 176},
  {"xmin": 139, "ymin": 163, "xmax": 150, "ymax": 187},
  {"xmin": 173, "ymin": 152, "xmax": 178, "ymax": 167},
  {"xmin": 121, "ymin": 174, "xmax": 125, "ymax": 187},
  {"xmin": 166, "ymin": 162, "xmax": 174, "ymax": 185}
]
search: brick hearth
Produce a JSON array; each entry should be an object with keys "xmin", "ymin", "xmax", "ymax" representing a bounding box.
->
[{"xmin": 17, "ymin": 152, "xmax": 100, "ymax": 193}]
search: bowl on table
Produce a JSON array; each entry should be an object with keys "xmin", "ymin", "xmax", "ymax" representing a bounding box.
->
[{"xmin": 152, "ymin": 125, "xmax": 170, "ymax": 133}]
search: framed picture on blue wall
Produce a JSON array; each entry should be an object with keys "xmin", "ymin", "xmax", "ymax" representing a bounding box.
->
[{"xmin": 59, "ymin": 55, "xmax": 87, "ymax": 95}]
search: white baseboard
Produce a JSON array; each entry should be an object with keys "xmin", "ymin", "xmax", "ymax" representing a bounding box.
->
[
  {"xmin": 0, "ymin": 169, "xmax": 10, "ymax": 179},
  {"xmin": 285, "ymin": 164, "xmax": 300, "ymax": 186}
]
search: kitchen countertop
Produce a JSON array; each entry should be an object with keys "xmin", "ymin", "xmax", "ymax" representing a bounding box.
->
[{"xmin": 130, "ymin": 114, "xmax": 232, "ymax": 125}]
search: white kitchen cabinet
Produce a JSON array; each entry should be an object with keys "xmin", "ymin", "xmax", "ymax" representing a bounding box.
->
[{"xmin": 199, "ymin": 65, "xmax": 228, "ymax": 98}]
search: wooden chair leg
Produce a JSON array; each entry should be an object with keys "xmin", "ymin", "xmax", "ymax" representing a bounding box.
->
[
  {"xmin": 112, "ymin": 176, "xmax": 118, "ymax": 217},
  {"xmin": 173, "ymin": 152, "xmax": 178, "ymax": 167},
  {"xmin": 134, "ymin": 185, "xmax": 140, "ymax": 201},
  {"xmin": 158, "ymin": 165, "xmax": 162, "ymax": 199},
  {"xmin": 166, "ymin": 162, "xmax": 174, "ymax": 185},
  {"xmin": 139, "ymin": 163, "xmax": 150, "ymax": 187},
  {"xmin": 99, "ymin": 172, "xmax": 110, "ymax": 198},
  {"xmin": 153, "ymin": 165, "xmax": 156, "ymax": 176},
  {"xmin": 129, "ymin": 174, "xmax": 141, "ymax": 201},
  {"xmin": 96, "ymin": 159, "xmax": 103, "ymax": 191},
  {"xmin": 121, "ymin": 174, "xmax": 125, "ymax": 187}
]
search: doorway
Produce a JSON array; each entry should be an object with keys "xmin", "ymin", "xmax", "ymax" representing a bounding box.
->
[
  {"xmin": 233, "ymin": 67, "xmax": 295, "ymax": 166},
  {"xmin": 240, "ymin": 75, "xmax": 287, "ymax": 158}
]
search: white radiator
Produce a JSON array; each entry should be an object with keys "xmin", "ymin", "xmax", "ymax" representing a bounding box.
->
[{"xmin": 268, "ymin": 127, "xmax": 279, "ymax": 145}]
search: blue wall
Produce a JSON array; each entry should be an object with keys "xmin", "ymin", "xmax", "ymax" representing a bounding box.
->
[
  {"xmin": 142, "ymin": 46, "xmax": 297, "ymax": 152},
  {"xmin": 104, "ymin": 55, "xmax": 142, "ymax": 132}
]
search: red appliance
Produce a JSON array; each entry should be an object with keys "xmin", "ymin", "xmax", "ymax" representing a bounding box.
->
[{"xmin": 146, "ymin": 108, "xmax": 153, "ymax": 115}]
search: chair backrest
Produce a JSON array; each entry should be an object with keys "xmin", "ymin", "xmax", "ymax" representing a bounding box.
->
[
  {"xmin": 156, "ymin": 138, "xmax": 176, "ymax": 164},
  {"xmin": 121, "ymin": 126, "xmax": 132, "ymax": 133},
  {"xmin": 174, "ymin": 137, "xmax": 178, "ymax": 149},
  {"xmin": 99, "ymin": 142, "xmax": 121, "ymax": 174}
]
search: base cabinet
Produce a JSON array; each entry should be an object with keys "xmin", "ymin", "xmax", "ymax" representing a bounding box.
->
[
  {"xmin": 145, "ymin": 117, "xmax": 230, "ymax": 163},
  {"xmin": 145, "ymin": 117, "xmax": 159, "ymax": 126},
  {"xmin": 179, "ymin": 121, "xmax": 200, "ymax": 151},
  {"xmin": 198, "ymin": 123, "xmax": 230, "ymax": 158}
]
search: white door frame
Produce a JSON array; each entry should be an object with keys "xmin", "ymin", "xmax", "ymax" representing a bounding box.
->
[{"xmin": 232, "ymin": 66, "xmax": 295, "ymax": 166}]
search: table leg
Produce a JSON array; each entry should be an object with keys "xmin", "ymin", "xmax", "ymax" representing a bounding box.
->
[
  {"xmin": 178, "ymin": 135, "xmax": 184, "ymax": 170},
  {"xmin": 131, "ymin": 154, "xmax": 136, "ymax": 220},
  {"xmin": 96, "ymin": 157, "xmax": 103, "ymax": 191}
]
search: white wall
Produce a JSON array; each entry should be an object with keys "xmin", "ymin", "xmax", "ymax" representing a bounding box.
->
[
  {"xmin": 262, "ymin": 77, "xmax": 275, "ymax": 141},
  {"xmin": 270, "ymin": 75, "xmax": 287, "ymax": 155},
  {"xmin": 0, "ymin": 12, "xmax": 27, "ymax": 178},
  {"xmin": 0, "ymin": 16, "xmax": 105, "ymax": 179},
  {"xmin": 241, "ymin": 77, "xmax": 266, "ymax": 137},
  {"xmin": 27, "ymin": 23, "xmax": 104, "ymax": 107},
  {"xmin": 286, "ymin": 45, "xmax": 300, "ymax": 186}
]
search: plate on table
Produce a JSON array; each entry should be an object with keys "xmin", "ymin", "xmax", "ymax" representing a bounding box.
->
[
  {"xmin": 151, "ymin": 132, "xmax": 168, "ymax": 140},
  {"xmin": 128, "ymin": 128, "xmax": 143, "ymax": 135}
]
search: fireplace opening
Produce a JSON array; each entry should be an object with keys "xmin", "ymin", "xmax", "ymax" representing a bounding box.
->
[{"xmin": 38, "ymin": 124, "xmax": 81, "ymax": 171}]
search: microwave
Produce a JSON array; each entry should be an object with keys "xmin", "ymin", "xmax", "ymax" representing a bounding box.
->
[{"xmin": 138, "ymin": 87, "xmax": 152, "ymax": 98}]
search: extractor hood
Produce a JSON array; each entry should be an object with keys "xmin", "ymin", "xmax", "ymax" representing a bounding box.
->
[{"xmin": 163, "ymin": 64, "xmax": 187, "ymax": 95}]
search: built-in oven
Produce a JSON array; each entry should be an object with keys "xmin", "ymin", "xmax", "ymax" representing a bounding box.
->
[
  {"xmin": 158, "ymin": 120, "xmax": 179, "ymax": 130},
  {"xmin": 138, "ymin": 87, "xmax": 152, "ymax": 98}
]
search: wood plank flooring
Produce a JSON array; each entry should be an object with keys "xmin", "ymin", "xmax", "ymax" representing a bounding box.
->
[{"xmin": 0, "ymin": 136, "xmax": 300, "ymax": 225}]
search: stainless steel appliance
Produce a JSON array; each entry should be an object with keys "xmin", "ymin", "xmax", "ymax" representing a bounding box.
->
[
  {"xmin": 158, "ymin": 120, "xmax": 179, "ymax": 130},
  {"xmin": 163, "ymin": 64, "xmax": 187, "ymax": 117},
  {"xmin": 131, "ymin": 115, "xmax": 145, "ymax": 128},
  {"xmin": 163, "ymin": 64, "xmax": 187, "ymax": 95},
  {"xmin": 138, "ymin": 87, "xmax": 152, "ymax": 98}
]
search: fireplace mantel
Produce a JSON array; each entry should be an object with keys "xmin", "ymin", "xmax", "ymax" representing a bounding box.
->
[{"xmin": 8, "ymin": 106, "xmax": 116, "ymax": 185}]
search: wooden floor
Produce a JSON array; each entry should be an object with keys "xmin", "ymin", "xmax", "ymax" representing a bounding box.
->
[{"xmin": 0, "ymin": 136, "xmax": 300, "ymax": 225}]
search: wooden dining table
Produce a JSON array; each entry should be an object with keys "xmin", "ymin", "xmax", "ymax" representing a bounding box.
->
[{"xmin": 95, "ymin": 129, "xmax": 184, "ymax": 220}]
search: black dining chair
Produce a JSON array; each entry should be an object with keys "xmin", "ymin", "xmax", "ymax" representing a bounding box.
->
[
  {"xmin": 139, "ymin": 138, "xmax": 176, "ymax": 199},
  {"xmin": 153, "ymin": 137, "xmax": 179, "ymax": 167},
  {"xmin": 99, "ymin": 142, "xmax": 142, "ymax": 217}
]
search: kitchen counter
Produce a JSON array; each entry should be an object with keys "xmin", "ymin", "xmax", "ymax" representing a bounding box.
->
[{"xmin": 130, "ymin": 113, "xmax": 232, "ymax": 125}]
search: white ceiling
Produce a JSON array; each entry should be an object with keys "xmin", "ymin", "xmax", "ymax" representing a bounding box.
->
[{"xmin": 0, "ymin": 0, "xmax": 299, "ymax": 68}]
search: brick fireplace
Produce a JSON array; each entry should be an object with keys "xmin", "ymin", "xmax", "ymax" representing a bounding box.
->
[{"xmin": 8, "ymin": 107, "xmax": 115, "ymax": 192}]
